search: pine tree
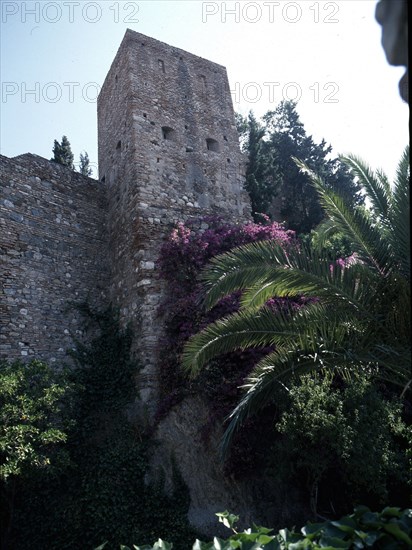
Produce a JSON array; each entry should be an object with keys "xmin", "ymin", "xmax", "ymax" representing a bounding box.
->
[
  {"xmin": 51, "ymin": 136, "xmax": 74, "ymax": 170},
  {"xmin": 79, "ymin": 151, "xmax": 92, "ymax": 177},
  {"xmin": 239, "ymin": 102, "xmax": 363, "ymax": 234},
  {"xmin": 243, "ymin": 112, "xmax": 278, "ymax": 221}
]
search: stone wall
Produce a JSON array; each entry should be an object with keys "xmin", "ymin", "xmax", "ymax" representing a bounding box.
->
[
  {"xmin": 0, "ymin": 153, "xmax": 108, "ymax": 363},
  {"xmin": 0, "ymin": 30, "xmax": 260, "ymax": 536},
  {"xmin": 98, "ymin": 29, "xmax": 251, "ymax": 410}
]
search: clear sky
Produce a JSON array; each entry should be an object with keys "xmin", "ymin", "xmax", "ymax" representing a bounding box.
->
[{"xmin": 1, "ymin": 0, "xmax": 409, "ymax": 180}]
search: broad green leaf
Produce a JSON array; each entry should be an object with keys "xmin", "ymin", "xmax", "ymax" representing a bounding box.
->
[
  {"xmin": 382, "ymin": 523, "xmax": 412, "ymax": 545},
  {"xmin": 331, "ymin": 516, "xmax": 356, "ymax": 534},
  {"xmin": 216, "ymin": 511, "xmax": 240, "ymax": 531},
  {"xmin": 380, "ymin": 507, "xmax": 402, "ymax": 518},
  {"xmin": 318, "ymin": 535, "xmax": 351, "ymax": 548},
  {"xmin": 302, "ymin": 523, "xmax": 325, "ymax": 536}
]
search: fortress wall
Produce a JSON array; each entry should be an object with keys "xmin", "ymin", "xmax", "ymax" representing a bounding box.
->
[
  {"xmin": 0, "ymin": 30, "xmax": 275, "ymax": 534},
  {"xmin": 98, "ymin": 30, "xmax": 250, "ymax": 407},
  {"xmin": 0, "ymin": 154, "xmax": 109, "ymax": 363}
]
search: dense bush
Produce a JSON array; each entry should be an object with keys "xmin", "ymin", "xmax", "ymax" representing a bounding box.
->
[
  {"xmin": 98, "ymin": 506, "xmax": 412, "ymax": 549},
  {"xmin": 272, "ymin": 374, "xmax": 411, "ymax": 515},
  {"xmin": 0, "ymin": 359, "xmax": 73, "ymax": 481},
  {"xmin": 157, "ymin": 217, "xmax": 299, "ymax": 473},
  {"xmin": 0, "ymin": 360, "xmax": 74, "ymax": 549},
  {"xmin": 5, "ymin": 307, "xmax": 195, "ymax": 550}
]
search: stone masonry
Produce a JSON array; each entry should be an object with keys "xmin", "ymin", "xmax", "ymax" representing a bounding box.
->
[
  {"xmin": 0, "ymin": 154, "xmax": 108, "ymax": 363},
  {"xmin": 98, "ymin": 29, "xmax": 251, "ymax": 410},
  {"xmin": 0, "ymin": 30, "xmax": 256, "ymax": 534}
]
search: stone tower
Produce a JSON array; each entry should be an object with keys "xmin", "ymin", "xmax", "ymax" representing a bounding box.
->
[{"xmin": 98, "ymin": 30, "xmax": 251, "ymax": 410}]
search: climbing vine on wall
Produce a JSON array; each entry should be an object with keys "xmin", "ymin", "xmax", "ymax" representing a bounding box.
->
[
  {"xmin": 7, "ymin": 306, "xmax": 196, "ymax": 550},
  {"xmin": 157, "ymin": 217, "xmax": 411, "ymax": 515},
  {"xmin": 157, "ymin": 216, "xmax": 300, "ymax": 475}
]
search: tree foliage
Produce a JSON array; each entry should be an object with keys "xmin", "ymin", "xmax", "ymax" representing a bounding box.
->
[
  {"xmin": 273, "ymin": 374, "xmax": 410, "ymax": 514},
  {"xmin": 182, "ymin": 147, "xmax": 410, "ymax": 450},
  {"xmin": 0, "ymin": 360, "xmax": 74, "ymax": 549},
  {"xmin": 51, "ymin": 135, "xmax": 74, "ymax": 169},
  {"xmin": 237, "ymin": 102, "xmax": 363, "ymax": 233},
  {"xmin": 79, "ymin": 151, "xmax": 92, "ymax": 177},
  {"xmin": 0, "ymin": 360, "xmax": 72, "ymax": 481}
]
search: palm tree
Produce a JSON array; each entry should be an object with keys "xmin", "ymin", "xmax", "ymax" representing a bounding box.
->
[{"xmin": 182, "ymin": 147, "xmax": 410, "ymax": 449}]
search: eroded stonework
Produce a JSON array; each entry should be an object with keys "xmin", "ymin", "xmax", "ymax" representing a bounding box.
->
[
  {"xmin": 98, "ymin": 29, "xmax": 251, "ymax": 410},
  {"xmin": 0, "ymin": 154, "xmax": 108, "ymax": 362},
  {"xmin": 0, "ymin": 30, "xmax": 258, "ymax": 535}
]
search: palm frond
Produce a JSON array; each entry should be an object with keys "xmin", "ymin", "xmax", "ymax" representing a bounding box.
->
[
  {"xmin": 339, "ymin": 154, "xmax": 391, "ymax": 219},
  {"xmin": 390, "ymin": 145, "xmax": 410, "ymax": 278},
  {"xmin": 181, "ymin": 306, "xmax": 299, "ymax": 377},
  {"xmin": 240, "ymin": 251, "xmax": 377, "ymax": 312},
  {"xmin": 183, "ymin": 299, "xmax": 367, "ymax": 378},
  {"xmin": 200, "ymin": 237, "xmax": 381, "ymax": 314},
  {"xmin": 201, "ymin": 240, "xmax": 292, "ymax": 310},
  {"xmin": 220, "ymin": 345, "xmax": 360, "ymax": 455},
  {"xmin": 295, "ymin": 158, "xmax": 393, "ymax": 273}
]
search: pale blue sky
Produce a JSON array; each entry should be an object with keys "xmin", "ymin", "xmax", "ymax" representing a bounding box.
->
[{"xmin": 1, "ymin": 0, "xmax": 409, "ymax": 180}]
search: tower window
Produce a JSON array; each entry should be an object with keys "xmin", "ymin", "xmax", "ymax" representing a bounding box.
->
[
  {"xmin": 116, "ymin": 140, "xmax": 121, "ymax": 151},
  {"xmin": 162, "ymin": 126, "xmax": 175, "ymax": 141},
  {"xmin": 206, "ymin": 138, "xmax": 219, "ymax": 152},
  {"xmin": 158, "ymin": 59, "xmax": 165, "ymax": 73}
]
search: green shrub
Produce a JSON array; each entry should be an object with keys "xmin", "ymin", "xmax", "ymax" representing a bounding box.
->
[
  {"xmin": 272, "ymin": 374, "xmax": 410, "ymax": 513},
  {"xmin": 0, "ymin": 359, "xmax": 74, "ymax": 549},
  {"xmin": 7, "ymin": 306, "xmax": 196, "ymax": 550},
  {"xmin": 98, "ymin": 506, "xmax": 412, "ymax": 549},
  {"xmin": 0, "ymin": 359, "xmax": 73, "ymax": 480}
]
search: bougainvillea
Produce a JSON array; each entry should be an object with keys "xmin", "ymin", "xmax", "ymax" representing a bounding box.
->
[{"xmin": 157, "ymin": 217, "xmax": 299, "ymax": 474}]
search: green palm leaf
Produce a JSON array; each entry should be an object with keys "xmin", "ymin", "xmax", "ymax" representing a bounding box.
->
[
  {"xmin": 390, "ymin": 145, "xmax": 410, "ymax": 278},
  {"xmin": 339, "ymin": 154, "xmax": 391, "ymax": 219},
  {"xmin": 181, "ymin": 305, "xmax": 300, "ymax": 378},
  {"xmin": 201, "ymin": 240, "xmax": 292, "ymax": 310},
  {"xmin": 294, "ymin": 158, "xmax": 393, "ymax": 273},
  {"xmin": 182, "ymin": 148, "xmax": 410, "ymax": 451}
]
